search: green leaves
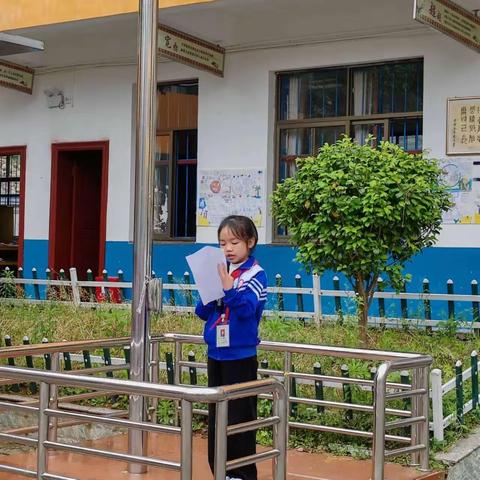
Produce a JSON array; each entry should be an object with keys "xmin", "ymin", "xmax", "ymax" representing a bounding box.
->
[{"xmin": 272, "ymin": 136, "xmax": 453, "ymax": 299}]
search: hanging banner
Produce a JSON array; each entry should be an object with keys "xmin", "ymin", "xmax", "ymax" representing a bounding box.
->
[
  {"xmin": 414, "ymin": 0, "xmax": 480, "ymax": 53},
  {"xmin": 0, "ymin": 60, "xmax": 34, "ymax": 94},
  {"xmin": 158, "ymin": 23, "xmax": 225, "ymax": 77}
]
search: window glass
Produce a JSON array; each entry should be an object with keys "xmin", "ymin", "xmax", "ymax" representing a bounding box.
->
[
  {"xmin": 279, "ymin": 69, "xmax": 347, "ymax": 120},
  {"xmin": 352, "ymin": 61, "xmax": 423, "ymax": 115},
  {"xmin": 389, "ymin": 117, "xmax": 423, "ymax": 151},
  {"xmin": 154, "ymin": 81, "xmax": 198, "ymax": 239}
]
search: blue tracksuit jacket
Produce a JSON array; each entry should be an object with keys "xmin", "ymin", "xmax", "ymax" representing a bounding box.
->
[{"xmin": 194, "ymin": 256, "xmax": 267, "ymax": 361}]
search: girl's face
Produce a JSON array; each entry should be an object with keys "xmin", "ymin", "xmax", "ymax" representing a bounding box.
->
[{"xmin": 219, "ymin": 227, "xmax": 255, "ymax": 265}]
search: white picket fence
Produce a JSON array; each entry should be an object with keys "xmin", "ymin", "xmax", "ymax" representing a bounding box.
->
[
  {"xmin": 2, "ymin": 266, "xmax": 480, "ymax": 440},
  {"xmin": 2, "ymin": 267, "xmax": 480, "ymax": 330}
]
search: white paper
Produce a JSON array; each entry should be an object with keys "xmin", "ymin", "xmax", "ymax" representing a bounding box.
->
[{"xmin": 186, "ymin": 246, "xmax": 226, "ymax": 305}]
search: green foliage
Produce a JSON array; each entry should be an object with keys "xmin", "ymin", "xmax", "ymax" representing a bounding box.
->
[
  {"xmin": 0, "ymin": 269, "xmax": 17, "ymax": 298},
  {"xmin": 272, "ymin": 136, "xmax": 452, "ymax": 337}
]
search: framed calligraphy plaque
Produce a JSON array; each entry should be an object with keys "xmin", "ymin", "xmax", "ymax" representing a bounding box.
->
[{"xmin": 446, "ymin": 97, "xmax": 480, "ymax": 155}]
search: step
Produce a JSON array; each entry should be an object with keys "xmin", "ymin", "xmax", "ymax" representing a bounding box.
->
[{"xmin": 0, "ymin": 432, "xmax": 445, "ymax": 480}]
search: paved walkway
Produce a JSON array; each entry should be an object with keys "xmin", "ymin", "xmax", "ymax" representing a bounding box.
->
[{"xmin": 0, "ymin": 432, "xmax": 443, "ymax": 480}]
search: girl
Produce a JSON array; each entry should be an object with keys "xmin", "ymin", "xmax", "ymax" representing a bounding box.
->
[{"xmin": 195, "ymin": 215, "xmax": 267, "ymax": 480}]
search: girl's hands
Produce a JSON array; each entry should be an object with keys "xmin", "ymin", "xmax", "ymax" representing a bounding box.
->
[{"xmin": 217, "ymin": 263, "xmax": 234, "ymax": 290}]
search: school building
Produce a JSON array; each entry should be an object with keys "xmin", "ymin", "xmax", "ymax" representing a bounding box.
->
[{"xmin": 0, "ymin": 0, "xmax": 479, "ymax": 302}]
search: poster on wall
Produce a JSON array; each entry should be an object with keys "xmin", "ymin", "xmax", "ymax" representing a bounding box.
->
[
  {"xmin": 197, "ymin": 169, "xmax": 264, "ymax": 227},
  {"xmin": 441, "ymin": 158, "xmax": 480, "ymax": 224},
  {"xmin": 446, "ymin": 97, "xmax": 480, "ymax": 155}
]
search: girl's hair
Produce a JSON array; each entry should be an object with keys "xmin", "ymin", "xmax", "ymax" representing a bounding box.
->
[{"xmin": 218, "ymin": 215, "xmax": 258, "ymax": 250}]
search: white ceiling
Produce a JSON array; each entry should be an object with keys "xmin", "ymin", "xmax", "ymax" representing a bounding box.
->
[{"xmin": 2, "ymin": 0, "xmax": 479, "ymax": 70}]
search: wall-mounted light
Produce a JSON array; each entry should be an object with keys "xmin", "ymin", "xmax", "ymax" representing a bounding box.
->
[{"xmin": 43, "ymin": 88, "xmax": 65, "ymax": 109}]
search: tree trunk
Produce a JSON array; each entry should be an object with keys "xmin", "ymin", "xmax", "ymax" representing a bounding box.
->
[
  {"xmin": 358, "ymin": 296, "xmax": 369, "ymax": 345},
  {"xmin": 354, "ymin": 276, "xmax": 369, "ymax": 345}
]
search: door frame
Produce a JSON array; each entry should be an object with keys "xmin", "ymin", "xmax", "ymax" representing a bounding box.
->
[
  {"xmin": 49, "ymin": 141, "xmax": 109, "ymax": 274},
  {"xmin": 0, "ymin": 145, "xmax": 26, "ymax": 268}
]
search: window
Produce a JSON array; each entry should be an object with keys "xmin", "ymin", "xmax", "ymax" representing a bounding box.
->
[
  {"xmin": 275, "ymin": 59, "xmax": 423, "ymax": 238},
  {"xmin": 0, "ymin": 153, "xmax": 21, "ymax": 237},
  {"xmin": 154, "ymin": 81, "xmax": 198, "ymax": 239}
]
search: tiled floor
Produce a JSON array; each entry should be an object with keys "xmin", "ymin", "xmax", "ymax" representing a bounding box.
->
[{"xmin": 0, "ymin": 432, "xmax": 444, "ymax": 480}]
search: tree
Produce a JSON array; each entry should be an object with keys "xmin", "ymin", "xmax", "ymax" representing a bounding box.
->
[{"xmin": 272, "ymin": 136, "xmax": 452, "ymax": 342}]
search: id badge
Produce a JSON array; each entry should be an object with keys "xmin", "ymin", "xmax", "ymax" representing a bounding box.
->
[{"xmin": 216, "ymin": 324, "xmax": 230, "ymax": 348}]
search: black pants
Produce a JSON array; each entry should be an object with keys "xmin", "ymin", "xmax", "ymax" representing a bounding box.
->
[{"xmin": 208, "ymin": 356, "xmax": 258, "ymax": 480}]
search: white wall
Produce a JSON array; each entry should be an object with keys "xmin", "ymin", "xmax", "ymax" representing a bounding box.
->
[{"xmin": 1, "ymin": 28, "xmax": 479, "ymax": 247}]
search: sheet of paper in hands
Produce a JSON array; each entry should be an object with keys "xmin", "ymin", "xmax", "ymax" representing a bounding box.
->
[{"xmin": 186, "ymin": 246, "xmax": 226, "ymax": 305}]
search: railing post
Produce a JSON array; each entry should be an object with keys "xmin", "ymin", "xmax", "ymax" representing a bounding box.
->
[
  {"xmin": 23, "ymin": 336, "xmax": 37, "ymax": 394},
  {"xmin": 42, "ymin": 338, "xmax": 51, "ymax": 370},
  {"xmin": 4, "ymin": 335, "xmax": 19, "ymax": 392},
  {"xmin": 165, "ymin": 352, "xmax": 174, "ymax": 385},
  {"xmin": 430, "ymin": 368, "xmax": 444, "ymax": 442},
  {"xmin": 45, "ymin": 268, "xmax": 51, "ymax": 300},
  {"xmin": 103, "ymin": 348, "xmax": 114, "ymax": 378},
  {"xmin": 174, "ymin": 341, "xmax": 182, "ymax": 426},
  {"xmin": 181, "ymin": 399, "xmax": 193, "ymax": 480},
  {"xmin": 102, "ymin": 269, "xmax": 110, "ymax": 303},
  {"xmin": 37, "ymin": 381, "xmax": 51, "ymax": 479},
  {"xmin": 418, "ymin": 366, "xmax": 430, "ymax": 471},
  {"xmin": 312, "ymin": 273, "xmax": 322, "ymax": 326},
  {"xmin": 87, "ymin": 269, "xmax": 96, "ymax": 302},
  {"xmin": 290, "ymin": 364, "xmax": 297, "ymax": 418},
  {"xmin": 32, "ymin": 267, "xmax": 40, "ymax": 300},
  {"xmin": 472, "ymin": 350, "xmax": 478, "ymax": 410},
  {"xmin": 377, "ymin": 277, "xmax": 385, "ymax": 320},
  {"xmin": 455, "ymin": 360, "xmax": 464, "ymax": 424},
  {"xmin": 471, "ymin": 280, "xmax": 479, "ymax": 335},
  {"xmin": 370, "ymin": 366, "xmax": 377, "ymax": 405},
  {"xmin": 276, "ymin": 274, "xmax": 284, "ymax": 312},
  {"xmin": 48, "ymin": 352, "xmax": 60, "ymax": 443},
  {"xmin": 117, "ymin": 269, "xmax": 125, "ymax": 303},
  {"xmin": 149, "ymin": 341, "xmax": 159, "ymax": 423},
  {"xmin": 341, "ymin": 364, "xmax": 353, "ymax": 421},
  {"xmin": 167, "ymin": 271, "xmax": 176, "ymax": 306},
  {"xmin": 401, "ymin": 280, "xmax": 408, "ymax": 320},
  {"xmin": 410, "ymin": 367, "xmax": 421, "ymax": 466},
  {"xmin": 124, "ymin": 346, "xmax": 131, "ymax": 379},
  {"xmin": 372, "ymin": 362, "xmax": 389, "ymax": 480},
  {"xmin": 272, "ymin": 386, "xmax": 288, "ymax": 480},
  {"xmin": 214, "ymin": 400, "xmax": 228, "ymax": 480},
  {"xmin": 284, "ymin": 351, "xmax": 292, "ymax": 440},
  {"xmin": 69, "ymin": 267, "xmax": 81, "ymax": 307},
  {"xmin": 314, "ymin": 362, "xmax": 324, "ymax": 414},
  {"xmin": 188, "ymin": 351, "xmax": 197, "ymax": 385},
  {"xmin": 447, "ymin": 279, "xmax": 455, "ymax": 320},
  {"xmin": 17, "ymin": 267, "xmax": 24, "ymax": 297},
  {"xmin": 423, "ymin": 278, "xmax": 432, "ymax": 333},
  {"xmin": 184, "ymin": 272, "xmax": 193, "ymax": 307},
  {"xmin": 59, "ymin": 268, "xmax": 67, "ymax": 301},
  {"xmin": 333, "ymin": 275, "xmax": 343, "ymax": 321},
  {"xmin": 295, "ymin": 274, "xmax": 304, "ymax": 317}
]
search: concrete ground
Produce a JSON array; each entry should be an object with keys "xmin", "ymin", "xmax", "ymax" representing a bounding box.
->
[{"xmin": 0, "ymin": 432, "xmax": 444, "ymax": 480}]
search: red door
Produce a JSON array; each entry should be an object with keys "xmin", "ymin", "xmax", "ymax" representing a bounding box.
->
[{"xmin": 49, "ymin": 142, "xmax": 108, "ymax": 279}]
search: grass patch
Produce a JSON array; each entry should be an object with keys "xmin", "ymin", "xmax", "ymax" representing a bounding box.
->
[{"xmin": 1, "ymin": 302, "xmax": 480, "ymax": 463}]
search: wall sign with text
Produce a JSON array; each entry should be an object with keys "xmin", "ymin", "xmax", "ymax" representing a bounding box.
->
[
  {"xmin": 158, "ymin": 24, "xmax": 225, "ymax": 77},
  {"xmin": 447, "ymin": 97, "xmax": 480, "ymax": 155},
  {"xmin": 0, "ymin": 60, "xmax": 34, "ymax": 94},
  {"xmin": 414, "ymin": 0, "xmax": 480, "ymax": 53}
]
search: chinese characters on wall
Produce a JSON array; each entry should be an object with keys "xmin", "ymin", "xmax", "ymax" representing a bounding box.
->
[{"xmin": 447, "ymin": 97, "xmax": 480, "ymax": 156}]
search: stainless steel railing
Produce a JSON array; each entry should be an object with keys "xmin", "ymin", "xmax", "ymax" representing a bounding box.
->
[
  {"xmin": 0, "ymin": 333, "xmax": 432, "ymax": 480},
  {"xmin": 160, "ymin": 333, "xmax": 432, "ymax": 480},
  {"xmin": 0, "ymin": 365, "xmax": 287, "ymax": 480}
]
